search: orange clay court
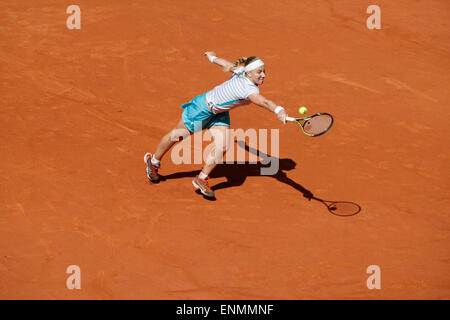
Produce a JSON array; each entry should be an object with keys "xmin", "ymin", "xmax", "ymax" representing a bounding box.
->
[{"xmin": 0, "ymin": 0, "xmax": 449, "ymax": 299}]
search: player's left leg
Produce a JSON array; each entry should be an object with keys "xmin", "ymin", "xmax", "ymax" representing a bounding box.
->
[{"xmin": 145, "ymin": 118, "xmax": 191, "ymax": 183}]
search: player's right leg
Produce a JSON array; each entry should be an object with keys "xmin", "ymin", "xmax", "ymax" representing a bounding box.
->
[{"xmin": 192, "ymin": 125, "xmax": 230, "ymax": 197}]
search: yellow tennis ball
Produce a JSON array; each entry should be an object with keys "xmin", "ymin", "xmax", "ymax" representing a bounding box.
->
[{"xmin": 299, "ymin": 106, "xmax": 308, "ymax": 114}]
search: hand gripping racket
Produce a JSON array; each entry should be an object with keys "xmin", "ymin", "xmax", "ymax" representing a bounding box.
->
[{"xmin": 286, "ymin": 113, "xmax": 334, "ymax": 137}]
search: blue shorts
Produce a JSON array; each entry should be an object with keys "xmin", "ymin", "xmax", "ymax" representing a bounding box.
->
[{"xmin": 181, "ymin": 93, "xmax": 230, "ymax": 133}]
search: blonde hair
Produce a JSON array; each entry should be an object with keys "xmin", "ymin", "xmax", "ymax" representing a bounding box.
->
[{"xmin": 223, "ymin": 56, "xmax": 260, "ymax": 72}]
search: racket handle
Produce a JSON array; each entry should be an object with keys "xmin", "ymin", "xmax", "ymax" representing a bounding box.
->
[{"xmin": 285, "ymin": 116, "xmax": 296, "ymax": 122}]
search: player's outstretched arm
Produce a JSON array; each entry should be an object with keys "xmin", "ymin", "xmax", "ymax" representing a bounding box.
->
[
  {"xmin": 248, "ymin": 92, "xmax": 287, "ymax": 124},
  {"xmin": 204, "ymin": 51, "xmax": 234, "ymax": 70}
]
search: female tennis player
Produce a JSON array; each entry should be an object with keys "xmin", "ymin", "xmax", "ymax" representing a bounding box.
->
[{"xmin": 144, "ymin": 51, "xmax": 288, "ymax": 198}]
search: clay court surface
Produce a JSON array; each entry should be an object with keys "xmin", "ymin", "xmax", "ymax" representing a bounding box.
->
[{"xmin": 1, "ymin": 0, "xmax": 449, "ymax": 299}]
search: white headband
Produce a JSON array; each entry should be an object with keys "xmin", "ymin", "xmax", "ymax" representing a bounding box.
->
[{"xmin": 244, "ymin": 59, "xmax": 264, "ymax": 72}]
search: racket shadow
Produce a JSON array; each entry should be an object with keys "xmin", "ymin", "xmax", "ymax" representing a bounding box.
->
[
  {"xmin": 234, "ymin": 141, "xmax": 361, "ymax": 216},
  {"xmin": 310, "ymin": 197, "xmax": 361, "ymax": 217}
]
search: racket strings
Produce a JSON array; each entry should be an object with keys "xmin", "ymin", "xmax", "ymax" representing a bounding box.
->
[{"xmin": 302, "ymin": 114, "xmax": 333, "ymax": 136}]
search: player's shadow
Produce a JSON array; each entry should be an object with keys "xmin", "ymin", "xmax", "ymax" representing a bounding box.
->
[
  {"xmin": 210, "ymin": 144, "xmax": 314, "ymax": 201},
  {"xmin": 161, "ymin": 141, "xmax": 361, "ymax": 215},
  {"xmin": 161, "ymin": 141, "xmax": 312, "ymax": 200}
]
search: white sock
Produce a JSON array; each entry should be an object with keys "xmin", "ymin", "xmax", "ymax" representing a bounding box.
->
[
  {"xmin": 151, "ymin": 155, "xmax": 160, "ymax": 166},
  {"xmin": 199, "ymin": 171, "xmax": 208, "ymax": 180}
]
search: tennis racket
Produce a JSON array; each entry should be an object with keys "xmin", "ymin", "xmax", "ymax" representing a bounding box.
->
[{"xmin": 286, "ymin": 113, "xmax": 334, "ymax": 137}]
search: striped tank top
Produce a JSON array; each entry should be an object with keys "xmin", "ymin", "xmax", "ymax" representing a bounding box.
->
[{"xmin": 205, "ymin": 67, "xmax": 260, "ymax": 114}]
